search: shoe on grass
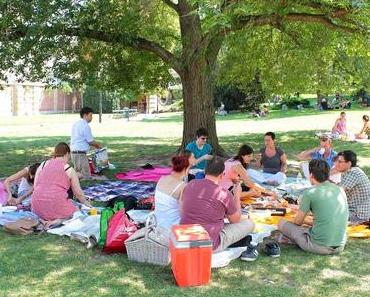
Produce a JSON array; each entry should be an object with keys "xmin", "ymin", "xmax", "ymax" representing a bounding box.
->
[
  {"xmin": 240, "ymin": 243, "xmax": 259, "ymax": 261},
  {"xmin": 264, "ymin": 241, "xmax": 281, "ymax": 258}
]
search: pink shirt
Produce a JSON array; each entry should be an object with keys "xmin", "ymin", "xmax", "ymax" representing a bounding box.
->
[
  {"xmin": 180, "ymin": 179, "xmax": 238, "ymax": 250},
  {"xmin": 219, "ymin": 159, "xmax": 241, "ymax": 190},
  {"xmin": 32, "ymin": 159, "xmax": 77, "ymax": 221}
]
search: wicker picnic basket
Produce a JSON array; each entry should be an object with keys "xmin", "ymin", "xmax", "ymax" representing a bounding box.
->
[{"xmin": 125, "ymin": 213, "xmax": 170, "ymax": 266}]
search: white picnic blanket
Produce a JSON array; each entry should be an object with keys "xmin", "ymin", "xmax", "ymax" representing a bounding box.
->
[
  {"xmin": 47, "ymin": 213, "xmax": 100, "ymax": 246},
  {"xmin": 211, "ymin": 224, "xmax": 276, "ymax": 268}
]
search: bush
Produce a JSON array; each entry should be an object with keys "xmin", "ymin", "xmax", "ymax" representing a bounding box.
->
[
  {"xmin": 214, "ymin": 85, "xmax": 246, "ymax": 111},
  {"xmin": 279, "ymin": 97, "xmax": 311, "ymax": 108}
]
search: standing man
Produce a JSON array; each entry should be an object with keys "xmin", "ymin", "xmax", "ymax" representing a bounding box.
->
[
  {"xmin": 336, "ymin": 150, "xmax": 370, "ymax": 224},
  {"xmin": 70, "ymin": 107, "xmax": 102, "ymax": 178},
  {"xmin": 185, "ymin": 127, "xmax": 213, "ymax": 170}
]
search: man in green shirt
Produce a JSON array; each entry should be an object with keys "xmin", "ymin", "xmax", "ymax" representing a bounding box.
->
[{"xmin": 278, "ymin": 159, "xmax": 348, "ymax": 254}]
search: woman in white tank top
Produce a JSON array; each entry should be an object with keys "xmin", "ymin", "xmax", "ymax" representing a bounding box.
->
[{"xmin": 154, "ymin": 155, "xmax": 190, "ymax": 230}]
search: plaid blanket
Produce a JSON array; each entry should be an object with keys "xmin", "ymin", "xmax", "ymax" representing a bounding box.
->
[{"xmin": 83, "ymin": 181, "xmax": 156, "ymax": 202}]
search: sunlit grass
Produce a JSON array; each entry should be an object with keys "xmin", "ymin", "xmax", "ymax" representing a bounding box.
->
[{"xmin": 0, "ymin": 111, "xmax": 370, "ymax": 296}]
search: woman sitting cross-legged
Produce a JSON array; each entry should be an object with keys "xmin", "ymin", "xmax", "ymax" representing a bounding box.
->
[
  {"xmin": 219, "ymin": 144, "xmax": 274, "ymax": 199},
  {"xmin": 31, "ymin": 142, "xmax": 91, "ymax": 228},
  {"xmin": 154, "ymin": 155, "xmax": 190, "ymax": 230},
  {"xmin": 248, "ymin": 131, "xmax": 288, "ymax": 186}
]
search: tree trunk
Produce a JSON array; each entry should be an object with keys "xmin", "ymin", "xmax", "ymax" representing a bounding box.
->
[{"xmin": 179, "ymin": 61, "xmax": 226, "ymax": 156}]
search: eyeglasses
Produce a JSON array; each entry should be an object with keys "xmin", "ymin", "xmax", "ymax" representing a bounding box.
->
[{"xmin": 200, "ymin": 137, "xmax": 208, "ymax": 140}]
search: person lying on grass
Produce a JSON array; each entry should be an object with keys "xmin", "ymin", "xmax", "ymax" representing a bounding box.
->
[{"xmin": 4, "ymin": 162, "xmax": 40, "ymax": 206}]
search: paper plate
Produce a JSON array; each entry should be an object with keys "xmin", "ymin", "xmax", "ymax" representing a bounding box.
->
[{"xmin": 1, "ymin": 206, "xmax": 17, "ymax": 213}]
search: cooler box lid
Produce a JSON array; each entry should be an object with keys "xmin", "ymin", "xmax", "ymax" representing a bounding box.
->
[{"xmin": 171, "ymin": 224, "xmax": 212, "ymax": 248}]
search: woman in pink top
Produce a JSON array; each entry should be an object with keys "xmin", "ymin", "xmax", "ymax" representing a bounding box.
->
[
  {"xmin": 220, "ymin": 145, "xmax": 273, "ymax": 198},
  {"xmin": 332, "ymin": 112, "xmax": 347, "ymax": 135},
  {"xmin": 32, "ymin": 142, "xmax": 91, "ymax": 227}
]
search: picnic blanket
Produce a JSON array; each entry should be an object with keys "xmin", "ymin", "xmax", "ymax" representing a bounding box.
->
[
  {"xmin": 47, "ymin": 212, "xmax": 100, "ymax": 245},
  {"xmin": 116, "ymin": 167, "xmax": 171, "ymax": 183},
  {"xmin": 212, "ymin": 223, "xmax": 276, "ymax": 268},
  {"xmin": 83, "ymin": 181, "xmax": 156, "ymax": 202},
  {"xmin": 0, "ymin": 210, "xmax": 38, "ymax": 226}
]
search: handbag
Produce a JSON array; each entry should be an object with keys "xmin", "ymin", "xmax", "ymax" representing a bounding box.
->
[
  {"xmin": 103, "ymin": 209, "xmax": 137, "ymax": 253},
  {"xmin": 98, "ymin": 201, "xmax": 124, "ymax": 247},
  {"xmin": 4, "ymin": 218, "xmax": 39, "ymax": 235}
]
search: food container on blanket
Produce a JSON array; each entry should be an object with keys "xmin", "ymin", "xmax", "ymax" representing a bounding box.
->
[
  {"xmin": 170, "ymin": 224, "xmax": 212, "ymax": 287},
  {"xmin": 89, "ymin": 148, "xmax": 109, "ymax": 173}
]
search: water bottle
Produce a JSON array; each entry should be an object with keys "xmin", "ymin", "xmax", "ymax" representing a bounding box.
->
[{"xmin": 296, "ymin": 172, "xmax": 303, "ymax": 183}]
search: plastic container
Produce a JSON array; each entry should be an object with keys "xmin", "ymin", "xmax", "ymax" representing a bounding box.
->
[{"xmin": 170, "ymin": 224, "xmax": 212, "ymax": 287}]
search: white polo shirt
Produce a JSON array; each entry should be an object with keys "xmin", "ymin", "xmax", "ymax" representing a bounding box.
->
[{"xmin": 70, "ymin": 119, "xmax": 94, "ymax": 152}]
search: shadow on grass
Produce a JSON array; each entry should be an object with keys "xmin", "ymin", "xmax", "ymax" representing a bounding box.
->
[
  {"xmin": 1, "ymin": 131, "xmax": 370, "ymax": 177},
  {"xmin": 0, "ymin": 231, "xmax": 369, "ymax": 297}
]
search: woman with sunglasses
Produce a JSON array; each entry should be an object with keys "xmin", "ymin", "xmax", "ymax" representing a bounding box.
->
[{"xmin": 185, "ymin": 127, "xmax": 213, "ymax": 170}]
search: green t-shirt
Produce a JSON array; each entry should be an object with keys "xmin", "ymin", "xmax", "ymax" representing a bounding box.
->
[{"xmin": 300, "ymin": 181, "xmax": 349, "ymax": 247}]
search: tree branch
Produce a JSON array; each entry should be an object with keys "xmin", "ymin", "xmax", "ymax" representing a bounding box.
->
[
  {"xmin": 162, "ymin": 0, "xmax": 179, "ymax": 13},
  {"xmin": 227, "ymin": 11, "xmax": 363, "ymax": 35},
  {"xmin": 4, "ymin": 25, "xmax": 182, "ymax": 74}
]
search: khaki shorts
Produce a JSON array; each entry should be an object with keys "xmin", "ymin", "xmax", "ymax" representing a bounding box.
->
[
  {"xmin": 71, "ymin": 153, "xmax": 91, "ymax": 178},
  {"xmin": 280, "ymin": 221, "xmax": 344, "ymax": 255},
  {"xmin": 215, "ymin": 219, "xmax": 255, "ymax": 252}
]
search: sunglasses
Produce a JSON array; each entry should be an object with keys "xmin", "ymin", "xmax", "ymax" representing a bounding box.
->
[{"xmin": 200, "ymin": 137, "xmax": 208, "ymax": 140}]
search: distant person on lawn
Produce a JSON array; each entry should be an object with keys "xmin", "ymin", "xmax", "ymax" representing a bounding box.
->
[
  {"xmin": 4, "ymin": 162, "xmax": 40, "ymax": 206},
  {"xmin": 278, "ymin": 159, "xmax": 348, "ymax": 255},
  {"xmin": 70, "ymin": 107, "xmax": 102, "ymax": 178},
  {"xmin": 355, "ymin": 115, "xmax": 370, "ymax": 139},
  {"xmin": 32, "ymin": 142, "xmax": 92, "ymax": 229},
  {"xmin": 332, "ymin": 112, "xmax": 347, "ymax": 136},
  {"xmin": 185, "ymin": 127, "xmax": 213, "ymax": 170},
  {"xmin": 336, "ymin": 150, "xmax": 370, "ymax": 225},
  {"xmin": 181, "ymin": 158, "xmax": 255, "ymax": 252}
]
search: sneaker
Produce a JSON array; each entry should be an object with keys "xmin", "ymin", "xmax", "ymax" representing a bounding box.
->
[
  {"xmin": 240, "ymin": 243, "xmax": 259, "ymax": 261},
  {"xmin": 264, "ymin": 241, "xmax": 281, "ymax": 258}
]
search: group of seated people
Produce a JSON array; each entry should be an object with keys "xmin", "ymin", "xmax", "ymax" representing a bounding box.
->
[
  {"xmin": 154, "ymin": 127, "xmax": 370, "ymax": 259},
  {"xmin": 330, "ymin": 112, "xmax": 370, "ymax": 140},
  {"xmin": 4, "ymin": 142, "xmax": 91, "ymax": 229},
  {"xmin": 3, "ymin": 125, "xmax": 370, "ymax": 258}
]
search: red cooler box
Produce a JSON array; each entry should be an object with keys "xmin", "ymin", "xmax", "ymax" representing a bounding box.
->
[{"xmin": 170, "ymin": 224, "xmax": 212, "ymax": 287}]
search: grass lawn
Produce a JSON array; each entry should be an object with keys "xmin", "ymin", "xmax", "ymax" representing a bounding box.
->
[{"xmin": 1, "ymin": 109, "xmax": 370, "ymax": 297}]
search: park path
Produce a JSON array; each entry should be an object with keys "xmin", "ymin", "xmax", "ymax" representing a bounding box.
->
[{"xmin": 0, "ymin": 110, "xmax": 366, "ymax": 139}]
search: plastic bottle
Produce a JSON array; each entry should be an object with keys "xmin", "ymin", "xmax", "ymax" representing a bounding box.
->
[{"xmin": 296, "ymin": 172, "xmax": 303, "ymax": 183}]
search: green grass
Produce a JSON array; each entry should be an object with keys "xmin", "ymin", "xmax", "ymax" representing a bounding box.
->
[{"xmin": 1, "ymin": 110, "xmax": 370, "ymax": 297}]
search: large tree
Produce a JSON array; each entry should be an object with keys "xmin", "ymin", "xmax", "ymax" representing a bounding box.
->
[{"xmin": 1, "ymin": 1, "xmax": 369, "ymax": 153}]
